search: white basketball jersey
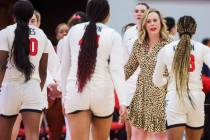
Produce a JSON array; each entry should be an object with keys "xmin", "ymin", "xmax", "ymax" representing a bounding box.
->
[
  {"xmin": 153, "ymin": 40, "xmax": 210, "ymax": 91},
  {"xmin": 123, "ymin": 25, "xmax": 141, "ymax": 106},
  {"xmin": 61, "ymin": 22, "xmax": 126, "ymax": 105},
  {"xmin": 0, "ymin": 24, "xmax": 49, "ymax": 83},
  {"xmin": 123, "ymin": 25, "xmax": 138, "ymax": 55}
]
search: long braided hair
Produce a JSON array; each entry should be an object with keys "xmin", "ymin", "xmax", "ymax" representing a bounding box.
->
[
  {"xmin": 11, "ymin": 0, "xmax": 34, "ymax": 82},
  {"xmin": 172, "ymin": 16, "xmax": 197, "ymax": 105},
  {"xmin": 77, "ymin": 0, "xmax": 110, "ymax": 92}
]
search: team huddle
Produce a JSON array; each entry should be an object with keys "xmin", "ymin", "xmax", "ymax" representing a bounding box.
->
[{"xmin": 0, "ymin": 0, "xmax": 210, "ymax": 140}]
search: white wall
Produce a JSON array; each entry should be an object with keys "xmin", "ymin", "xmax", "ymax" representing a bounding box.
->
[
  {"xmin": 108, "ymin": 0, "xmax": 210, "ymax": 41},
  {"xmin": 108, "ymin": 0, "xmax": 136, "ymax": 34}
]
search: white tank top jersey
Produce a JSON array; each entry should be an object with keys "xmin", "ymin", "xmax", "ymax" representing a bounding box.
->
[
  {"xmin": 123, "ymin": 25, "xmax": 140, "ymax": 106},
  {"xmin": 123, "ymin": 25, "xmax": 138, "ymax": 56},
  {"xmin": 57, "ymin": 36, "xmax": 67, "ymax": 61},
  {"xmin": 0, "ymin": 24, "xmax": 49, "ymax": 83},
  {"xmin": 153, "ymin": 40, "xmax": 210, "ymax": 91},
  {"xmin": 61, "ymin": 22, "xmax": 126, "ymax": 106},
  {"xmin": 46, "ymin": 40, "xmax": 61, "ymax": 84}
]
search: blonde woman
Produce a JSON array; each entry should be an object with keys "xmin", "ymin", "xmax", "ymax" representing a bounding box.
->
[
  {"xmin": 153, "ymin": 16, "xmax": 208, "ymax": 140},
  {"xmin": 124, "ymin": 9, "xmax": 170, "ymax": 140}
]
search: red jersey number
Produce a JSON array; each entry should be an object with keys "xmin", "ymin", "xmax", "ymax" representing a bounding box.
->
[
  {"xmin": 189, "ymin": 54, "xmax": 195, "ymax": 72},
  {"xmin": 79, "ymin": 35, "xmax": 100, "ymax": 47},
  {"xmin": 29, "ymin": 38, "xmax": 38, "ymax": 56}
]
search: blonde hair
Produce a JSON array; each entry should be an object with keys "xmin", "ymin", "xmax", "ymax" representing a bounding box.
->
[
  {"xmin": 139, "ymin": 9, "xmax": 169, "ymax": 44},
  {"xmin": 172, "ymin": 16, "xmax": 197, "ymax": 104},
  {"xmin": 34, "ymin": 10, "xmax": 41, "ymax": 26}
]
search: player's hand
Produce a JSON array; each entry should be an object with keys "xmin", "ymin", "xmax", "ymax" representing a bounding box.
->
[
  {"xmin": 48, "ymin": 83, "xmax": 62, "ymax": 99},
  {"xmin": 62, "ymin": 103, "xmax": 65, "ymax": 115},
  {"xmin": 119, "ymin": 105, "xmax": 127, "ymax": 124}
]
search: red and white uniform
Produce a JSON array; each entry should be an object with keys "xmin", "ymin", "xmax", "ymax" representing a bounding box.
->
[
  {"xmin": 61, "ymin": 22, "xmax": 126, "ymax": 117},
  {"xmin": 57, "ymin": 36, "xmax": 67, "ymax": 61},
  {"xmin": 153, "ymin": 40, "xmax": 210, "ymax": 128},
  {"xmin": 0, "ymin": 24, "xmax": 49, "ymax": 116},
  {"xmin": 123, "ymin": 25, "xmax": 140, "ymax": 106}
]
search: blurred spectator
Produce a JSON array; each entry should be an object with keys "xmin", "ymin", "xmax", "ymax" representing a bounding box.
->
[
  {"xmin": 57, "ymin": 11, "xmax": 88, "ymax": 60},
  {"xmin": 54, "ymin": 23, "xmax": 69, "ymax": 51},
  {"xmin": 67, "ymin": 11, "xmax": 88, "ymax": 29},
  {"xmin": 202, "ymin": 38, "xmax": 210, "ymax": 48},
  {"xmin": 165, "ymin": 16, "xmax": 177, "ymax": 40},
  {"xmin": 29, "ymin": 10, "xmax": 41, "ymax": 27},
  {"xmin": 121, "ymin": 23, "xmax": 135, "ymax": 35}
]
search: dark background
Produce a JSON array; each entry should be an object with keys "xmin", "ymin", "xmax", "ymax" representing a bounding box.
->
[{"xmin": 0, "ymin": 0, "xmax": 88, "ymax": 44}]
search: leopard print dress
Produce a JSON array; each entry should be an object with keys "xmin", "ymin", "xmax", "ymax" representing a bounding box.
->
[{"xmin": 124, "ymin": 39, "xmax": 169, "ymax": 132}]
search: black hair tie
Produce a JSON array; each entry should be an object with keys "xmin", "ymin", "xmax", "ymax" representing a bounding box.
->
[{"xmin": 180, "ymin": 32, "xmax": 192, "ymax": 37}]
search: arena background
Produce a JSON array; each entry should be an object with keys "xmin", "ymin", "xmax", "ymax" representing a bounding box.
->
[
  {"xmin": 0, "ymin": 0, "xmax": 87, "ymax": 44},
  {"xmin": 0, "ymin": 0, "xmax": 210, "ymax": 45},
  {"xmin": 108, "ymin": 0, "xmax": 210, "ymax": 41}
]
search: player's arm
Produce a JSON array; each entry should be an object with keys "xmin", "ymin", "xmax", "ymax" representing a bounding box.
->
[
  {"xmin": 60, "ymin": 33, "xmax": 71, "ymax": 96},
  {"xmin": 109, "ymin": 32, "xmax": 127, "ymax": 122},
  {"xmin": 47, "ymin": 40, "xmax": 61, "ymax": 83},
  {"xmin": 39, "ymin": 53, "xmax": 48, "ymax": 90},
  {"xmin": 124, "ymin": 40, "xmax": 139, "ymax": 80},
  {"xmin": 0, "ymin": 29, "xmax": 9, "ymax": 88},
  {"xmin": 122, "ymin": 31, "xmax": 130, "ymax": 64},
  {"xmin": 0, "ymin": 51, "xmax": 8, "ymax": 87},
  {"xmin": 203, "ymin": 45, "xmax": 210, "ymax": 69},
  {"xmin": 39, "ymin": 33, "xmax": 49, "ymax": 90},
  {"xmin": 57, "ymin": 37, "xmax": 66, "ymax": 61},
  {"xmin": 152, "ymin": 48, "xmax": 168, "ymax": 87},
  {"xmin": 109, "ymin": 32, "xmax": 127, "ymax": 106}
]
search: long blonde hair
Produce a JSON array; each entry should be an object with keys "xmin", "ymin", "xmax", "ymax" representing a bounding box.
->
[
  {"xmin": 139, "ymin": 9, "xmax": 169, "ymax": 44},
  {"xmin": 172, "ymin": 16, "xmax": 197, "ymax": 103}
]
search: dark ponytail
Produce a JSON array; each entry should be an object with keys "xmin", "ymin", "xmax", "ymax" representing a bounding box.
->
[
  {"xmin": 11, "ymin": 0, "xmax": 34, "ymax": 81},
  {"xmin": 77, "ymin": 0, "xmax": 110, "ymax": 92}
]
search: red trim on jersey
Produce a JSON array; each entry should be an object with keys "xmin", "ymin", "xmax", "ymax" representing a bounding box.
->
[
  {"xmin": 79, "ymin": 35, "xmax": 100, "ymax": 47},
  {"xmin": 202, "ymin": 75, "xmax": 210, "ymax": 94}
]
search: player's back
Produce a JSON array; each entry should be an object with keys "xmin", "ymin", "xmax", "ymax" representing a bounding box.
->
[
  {"xmin": 162, "ymin": 40, "xmax": 207, "ymax": 91},
  {"xmin": 1, "ymin": 24, "xmax": 49, "ymax": 83},
  {"xmin": 66, "ymin": 22, "xmax": 122, "ymax": 82}
]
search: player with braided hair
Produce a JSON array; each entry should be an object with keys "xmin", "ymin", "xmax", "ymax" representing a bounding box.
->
[{"xmin": 153, "ymin": 16, "xmax": 210, "ymax": 140}]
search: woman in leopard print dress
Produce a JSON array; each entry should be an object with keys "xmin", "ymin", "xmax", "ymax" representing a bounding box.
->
[{"xmin": 124, "ymin": 9, "xmax": 170, "ymax": 140}]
